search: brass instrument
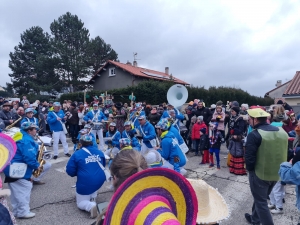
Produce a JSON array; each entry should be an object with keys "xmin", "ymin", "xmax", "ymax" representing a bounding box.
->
[
  {"xmin": 5, "ymin": 115, "xmax": 22, "ymax": 130},
  {"xmin": 33, "ymin": 136, "xmax": 46, "ymax": 178}
]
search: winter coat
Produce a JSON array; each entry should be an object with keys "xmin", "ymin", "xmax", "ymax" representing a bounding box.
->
[
  {"xmin": 282, "ymin": 119, "xmax": 297, "ymax": 133},
  {"xmin": 67, "ymin": 107, "xmax": 79, "ymax": 125},
  {"xmin": 211, "ymin": 111, "xmax": 225, "ymax": 131},
  {"xmin": 157, "ymin": 131, "xmax": 186, "ymax": 167},
  {"xmin": 228, "ymin": 139, "xmax": 244, "ymax": 157},
  {"xmin": 191, "ymin": 122, "xmax": 207, "ymax": 140},
  {"xmin": 199, "ymin": 134, "xmax": 210, "ymax": 151},
  {"xmin": 66, "ymin": 145, "xmax": 106, "ymax": 195},
  {"xmin": 0, "ymin": 110, "xmax": 15, "ymax": 126},
  {"xmin": 47, "ymin": 110, "xmax": 66, "ymax": 132},
  {"xmin": 4, "ymin": 130, "xmax": 40, "ymax": 180},
  {"xmin": 209, "ymin": 130, "xmax": 222, "ymax": 149},
  {"xmin": 83, "ymin": 110, "xmax": 107, "ymax": 123}
]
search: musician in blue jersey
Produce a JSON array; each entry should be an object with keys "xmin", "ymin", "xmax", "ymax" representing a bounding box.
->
[
  {"xmin": 129, "ymin": 103, "xmax": 145, "ymax": 129},
  {"xmin": 121, "ymin": 121, "xmax": 141, "ymax": 151}
]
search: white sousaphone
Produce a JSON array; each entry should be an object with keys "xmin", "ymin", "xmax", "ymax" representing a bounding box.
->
[{"xmin": 166, "ymin": 84, "xmax": 189, "ymax": 155}]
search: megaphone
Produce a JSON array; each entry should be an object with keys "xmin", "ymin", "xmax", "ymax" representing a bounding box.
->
[{"xmin": 167, "ymin": 84, "xmax": 188, "ymax": 109}]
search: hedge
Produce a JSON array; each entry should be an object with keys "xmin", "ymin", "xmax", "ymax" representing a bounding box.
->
[{"xmin": 60, "ymin": 80, "xmax": 274, "ymax": 106}]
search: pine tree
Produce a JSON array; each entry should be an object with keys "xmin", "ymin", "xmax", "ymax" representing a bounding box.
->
[
  {"xmin": 50, "ymin": 12, "xmax": 91, "ymax": 92},
  {"xmin": 8, "ymin": 26, "xmax": 61, "ymax": 95}
]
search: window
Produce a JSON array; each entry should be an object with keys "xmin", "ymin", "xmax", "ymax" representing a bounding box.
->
[{"xmin": 109, "ymin": 67, "xmax": 116, "ymax": 77}]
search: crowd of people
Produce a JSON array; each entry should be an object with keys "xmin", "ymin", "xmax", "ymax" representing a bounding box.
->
[{"xmin": 1, "ymin": 94, "xmax": 300, "ymax": 225}]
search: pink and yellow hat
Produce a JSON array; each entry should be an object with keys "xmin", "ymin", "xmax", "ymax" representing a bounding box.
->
[
  {"xmin": 0, "ymin": 133, "xmax": 17, "ymax": 172},
  {"xmin": 103, "ymin": 168, "xmax": 198, "ymax": 225}
]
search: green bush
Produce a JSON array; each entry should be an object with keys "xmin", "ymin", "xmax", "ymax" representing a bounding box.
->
[{"xmin": 60, "ymin": 80, "xmax": 274, "ymax": 106}]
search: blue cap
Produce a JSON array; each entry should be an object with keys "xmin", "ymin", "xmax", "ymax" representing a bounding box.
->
[
  {"xmin": 124, "ymin": 121, "xmax": 131, "ymax": 126},
  {"xmin": 53, "ymin": 102, "xmax": 61, "ymax": 107},
  {"xmin": 138, "ymin": 115, "xmax": 146, "ymax": 120},
  {"xmin": 80, "ymin": 134, "xmax": 93, "ymax": 142},
  {"xmin": 155, "ymin": 118, "xmax": 169, "ymax": 130},
  {"xmin": 21, "ymin": 122, "xmax": 38, "ymax": 130},
  {"xmin": 135, "ymin": 103, "xmax": 141, "ymax": 107},
  {"xmin": 25, "ymin": 108, "xmax": 34, "ymax": 114}
]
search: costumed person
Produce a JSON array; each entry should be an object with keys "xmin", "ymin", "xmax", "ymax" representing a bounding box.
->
[
  {"xmin": 155, "ymin": 119, "xmax": 186, "ymax": 173},
  {"xmin": 3, "ymin": 122, "xmax": 44, "ymax": 219},
  {"xmin": 137, "ymin": 115, "xmax": 156, "ymax": 156},
  {"xmin": 113, "ymin": 102, "xmax": 127, "ymax": 133},
  {"xmin": 130, "ymin": 103, "xmax": 145, "ymax": 129},
  {"xmin": 75, "ymin": 128, "xmax": 98, "ymax": 151},
  {"xmin": 0, "ymin": 133, "xmax": 17, "ymax": 224},
  {"xmin": 228, "ymin": 129, "xmax": 247, "ymax": 175},
  {"xmin": 199, "ymin": 127, "xmax": 210, "ymax": 164},
  {"xmin": 66, "ymin": 134, "xmax": 106, "ymax": 219},
  {"xmin": 105, "ymin": 122, "xmax": 121, "ymax": 158},
  {"xmin": 21, "ymin": 108, "xmax": 39, "ymax": 128},
  {"xmin": 164, "ymin": 108, "xmax": 185, "ymax": 131},
  {"xmin": 119, "ymin": 138, "xmax": 133, "ymax": 151},
  {"xmin": 209, "ymin": 122, "xmax": 222, "ymax": 169},
  {"xmin": 83, "ymin": 103, "xmax": 107, "ymax": 151},
  {"xmin": 47, "ymin": 102, "xmax": 71, "ymax": 159},
  {"xmin": 122, "ymin": 121, "xmax": 141, "ymax": 151},
  {"xmin": 191, "ymin": 116, "xmax": 207, "ymax": 156}
]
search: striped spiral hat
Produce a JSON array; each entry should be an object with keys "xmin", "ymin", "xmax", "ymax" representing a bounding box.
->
[
  {"xmin": 103, "ymin": 168, "xmax": 198, "ymax": 225},
  {"xmin": 0, "ymin": 133, "xmax": 17, "ymax": 172}
]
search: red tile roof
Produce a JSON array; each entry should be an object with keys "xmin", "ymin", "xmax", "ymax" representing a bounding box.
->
[
  {"xmin": 89, "ymin": 60, "xmax": 189, "ymax": 85},
  {"xmin": 283, "ymin": 71, "xmax": 300, "ymax": 96}
]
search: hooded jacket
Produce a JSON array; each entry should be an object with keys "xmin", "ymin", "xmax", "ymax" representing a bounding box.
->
[
  {"xmin": 211, "ymin": 111, "xmax": 225, "ymax": 131},
  {"xmin": 137, "ymin": 121, "xmax": 156, "ymax": 148},
  {"xmin": 157, "ymin": 131, "xmax": 186, "ymax": 167},
  {"xmin": 191, "ymin": 122, "xmax": 207, "ymax": 140},
  {"xmin": 83, "ymin": 110, "xmax": 107, "ymax": 123},
  {"xmin": 47, "ymin": 110, "xmax": 66, "ymax": 132},
  {"xmin": 106, "ymin": 130, "xmax": 121, "ymax": 149}
]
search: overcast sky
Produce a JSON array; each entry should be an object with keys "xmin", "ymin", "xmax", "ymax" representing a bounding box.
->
[{"xmin": 1, "ymin": 0, "xmax": 300, "ymax": 97}]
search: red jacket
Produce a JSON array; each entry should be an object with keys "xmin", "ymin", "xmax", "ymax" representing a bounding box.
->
[{"xmin": 191, "ymin": 122, "xmax": 207, "ymax": 140}]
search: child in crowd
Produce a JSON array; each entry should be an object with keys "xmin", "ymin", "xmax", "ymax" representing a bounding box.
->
[
  {"xmin": 187, "ymin": 116, "xmax": 196, "ymax": 149},
  {"xmin": 209, "ymin": 122, "xmax": 222, "ymax": 169},
  {"xmin": 191, "ymin": 116, "xmax": 207, "ymax": 156},
  {"xmin": 228, "ymin": 130, "xmax": 246, "ymax": 175},
  {"xmin": 199, "ymin": 127, "xmax": 210, "ymax": 164},
  {"xmin": 105, "ymin": 122, "xmax": 121, "ymax": 158}
]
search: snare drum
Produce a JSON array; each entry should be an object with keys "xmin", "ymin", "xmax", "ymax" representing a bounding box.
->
[{"xmin": 93, "ymin": 122, "xmax": 103, "ymax": 130}]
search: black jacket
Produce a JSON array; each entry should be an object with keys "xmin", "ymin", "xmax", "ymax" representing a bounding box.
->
[
  {"xmin": 199, "ymin": 134, "xmax": 210, "ymax": 151},
  {"xmin": 245, "ymin": 123, "xmax": 279, "ymax": 171},
  {"xmin": 193, "ymin": 107, "xmax": 212, "ymax": 125},
  {"xmin": 148, "ymin": 113, "xmax": 161, "ymax": 126},
  {"xmin": 0, "ymin": 110, "xmax": 15, "ymax": 126}
]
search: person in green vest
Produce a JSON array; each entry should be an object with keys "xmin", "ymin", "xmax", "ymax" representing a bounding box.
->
[{"xmin": 244, "ymin": 108, "xmax": 288, "ymax": 225}]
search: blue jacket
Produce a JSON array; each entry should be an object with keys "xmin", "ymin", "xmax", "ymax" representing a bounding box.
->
[
  {"xmin": 122, "ymin": 129, "xmax": 141, "ymax": 151},
  {"xmin": 137, "ymin": 121, "xmax": 156, "ymax": 148},
  {"xmin": 106, "ymin": 131, "xmax": 121, "ymax": 149},
  {"xmin": 83, "ymin": 110, "xmax": 107, "ymax": 123},
  {"xmin": 21, "ymin": 117, "xmax": 39, "ymax": 128},
  {"xmin": 279, "ymin": 161, "xmax": 300, "ymax": 210},
  {"xmin": 76, "ymin": 133, "xmax": 97, "ymax": 149},
  {"xmin": 130, "ymin": 110, "xmax": 145, "ymax": 128},
  {"xmin": 169, "ymin": 126, "xmax": 184, "ymax": 145},
  {"xmin": 47, "ymin": 110, "xmax": 66, "ymax": 132},
  {"xmin": 157, "ymin": 131, "xmax": 186, "ymax": 167},
  {"xmin": 66, "ymin": 145, "xmax": 106, "ymax": 195},
  {"xmin": 4, "ymin": 130, "xmax": 40, "ymax": 179}
]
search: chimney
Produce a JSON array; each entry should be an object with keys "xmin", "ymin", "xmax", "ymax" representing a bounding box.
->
[
  {"xmin": 133, "ymin": 60, "xmax": 137, "ymax": 67},
  {"xmin": 126, "ymin": 61, "xmax": 132, "ymax": 66},
  {"xmin": 276, "ymin": 80, "xmax": 282, "ymax": 87},
  {"xmin": 165, "ymin": 67, "xmax": 169, "ymax": 75}
]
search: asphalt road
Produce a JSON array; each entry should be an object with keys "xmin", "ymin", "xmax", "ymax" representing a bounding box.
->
[{"xmin": 2, "ymin": 142, "xmax": 299, "ymax": 225}]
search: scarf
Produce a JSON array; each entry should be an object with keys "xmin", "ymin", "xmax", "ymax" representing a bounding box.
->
[{"xmin": 160, "ymin": 131, "xmax": 168, "ymax": 139}]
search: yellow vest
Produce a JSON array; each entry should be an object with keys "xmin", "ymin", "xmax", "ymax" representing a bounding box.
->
[{"xmin": 255, "ymin": 127, "xmax": 288, "ymax": 181}]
